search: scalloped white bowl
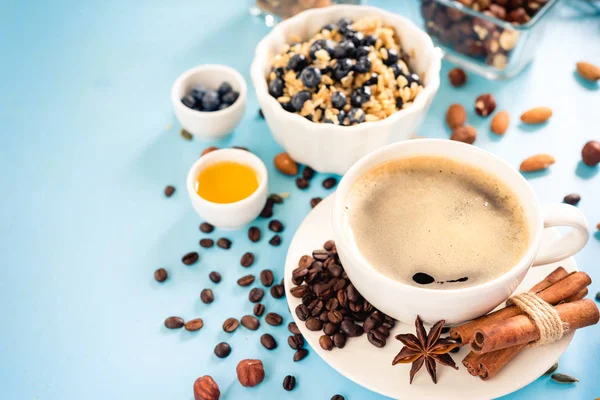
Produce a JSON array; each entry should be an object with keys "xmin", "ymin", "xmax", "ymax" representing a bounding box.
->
[{"xmin": 250, "ymin": 5, "xmax": 442, "ymax": 174}]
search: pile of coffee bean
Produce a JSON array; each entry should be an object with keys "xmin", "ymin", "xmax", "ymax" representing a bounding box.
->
[{"xmin": 289, "ymin": 240, "xmax": 396, "ymax": 351}]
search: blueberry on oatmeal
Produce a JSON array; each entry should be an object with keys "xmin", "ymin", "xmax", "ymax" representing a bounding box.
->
[
  {"xmin": 333, "ymin": 40, "xmax": 356, "ymax": 59},
  {"xmin": 354, "ymin": 56, "xmax": 372, "ymax": 73},
  {"xmin": 287, "ymin": 54, "xmax": 308, "ymax": 72},
  {"xmin": 291, "ymin": 90, "xmax": 312, "ymax": 112},
  {"xmin": 266, "ymin": 17, "xmax": 424, "ymax": 125},
  {"xmin": 333, "ymin": 58, "xmax": 354, "ymax": 81},
  {"xmin": 331, "ymin": 91, "xmax": 347, "ymax": 110},
  {"xmin": 300, "ymin": 66, "xmax": 322, "ymax": 88}
]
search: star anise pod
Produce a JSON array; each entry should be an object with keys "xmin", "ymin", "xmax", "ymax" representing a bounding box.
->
[{"xmin": 392, "ymin": 316, "xmax": 459, "ymax": 384}]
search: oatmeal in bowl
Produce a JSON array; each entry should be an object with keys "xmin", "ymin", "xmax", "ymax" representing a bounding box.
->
[
  {"xmin": 266, "ymin": 16, "xmax": 425, "ymax": 125},
  {"xmin": 251, "ymin": 5, "xmax": 441, "ymax": 174}
]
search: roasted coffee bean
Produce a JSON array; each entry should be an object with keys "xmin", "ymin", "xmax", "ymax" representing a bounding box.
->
[
  {"xmin": 260, "ymin": 202, "xmax": 274, "ymax": 218},
  {"xmin": 164, "ymin": 316, "xmax": 184, "ymax": 329},
  {"xmin": 341, "ymin": 320, "xmax": 364, "ymax": 337},
  {"xmin": 332, "ymin": 276, "xmax": 346, "ymax": 289},
  {"xmin": 346, "ymin": 284, "xmax": 361, "ymax": 303},
  {"xmin": 216, "ymin": 238, "xmax": 231, "ymax": 249},
  {"xmin": 253, "ymin": 303, "xmax": 265, "ymax": 317},
  {"xmin": 268, "ymin": 219, "xmax": 284, "ymax": 232},
  {"xmin": 237, "ymin": 275, "xmax": 255, "ymax": 287},
  {"xmin": 260, "ymin": 333, "xmax": 277, "ymax": 350},
  {"xmin": 331, "ymin": 395, "xmax": 345, "ymax": 400},
  {"xmin": 293, "ymin": 267, "xmax": 309, "ymax": 279},
  {"xmin": 376, "ymin": 326, "xmax": 390, "ymax": 338},
  {"xmin": 291, "ymin": 275, "xmax": 303, "ymax": 285},
  {"xmin": 271, "ymin": 284, "xmax": 285, "ymax": 298},
  {"xmin": 265, "ymin": 312, "xmax": 283, "ymax": 326},
  {"xmin": 290, "ymin": 286, "xmax": 308, "ymax": 298},
  {"xmin": 322, "ymin": 177, "xmax": 337, "ymax": 189},
  {"xmin": 302, "ymin": 166, "xmax": 315, "ymax": 180},
  {"xmin": 295, "ymin": 304, "xmax": 310, "ymax": 321},
  {"xmin": 563, "ymin": 194, "xmax": 581, "ymax": 206},
  {"xmin": 154, "ymin": 268, "xmax": 168, "ymax": 282},
  {"xmin": 182, "ymin": 252, "xmax": 199, "ymax": 265},
  {"xmin": 310, "ymin": 197, "xmax": 322, "ymax": 208},
  {"xmin": 200, "ymin": 222, "xmax": 214, "ymax": 233},
  {"xmin": 319, "ymin": 334, "xmax": 334, "ymax": 351},
  {"xmin": 248, "ymin": 226, "xmax": 261, "ymax": 242},
  {"xmin": 164, "ymin": 185, "xmax": 175, "ymax": 197},
  {"xmin": 363, "ymin": 315, "xmax": 382, "ymax": 332},
  {"xmin": 260, "ymin": 269, "xmax": 274, "ymax": 287},
  {"xmin": 199, "ymin": 238, "xmax": 214, "ymax": 248},
  {"xmin": 309, "ymin": 299, "xmax": 324, "ymax": 316},
  {"xmin": 214, "ymin": 342, "xmax": 231, "ymax": 358},
  {"xmin": 298, "ymin": 255, "xmax": 313, "ymax": 269},
  {"xmin": 323, "ymin": 240, "xmax": 335, "ymax": 250},
  {"xmin": 293, "ymin": 348, "xmax": 308, "ymax": 362},
  {"xmin": 288, "ymin": 334, "xmax": 304, "ymax": 350},
  {"xmin": 302, "ymin": 293, "xmax": 315, "ymax": 306},
  {"xmin": 337, "ymin": 289, "xmax": 348, "ymax": 307},
  {"xmin": 249, "ymin": 288, "xmax": 264, "ymax": 303},
  {"xmin": 333, "ymin": 332, "xmax": 347, "ymax": 348},
  {"xmin": 323, "ymin": 322, "xmax": 338, "ymax": 336},
  {"xmin": 312, "ymin": 249, "xmax": 329, "ymax": 261},
  {"xmin": 269, "ymin": 193, "xmax": 285, "ymax": 204},
  {"xmin": 319, "ymin": 311, "xmax": 329, "ymax": 323},
  {"xmin": 269, "ymin": 235, "xmax": 282, "ymax": 246},
  {"xmin": 296, "ymin": 177, "xmax": 309, "ymax": 189},
  {"xmin": 240, "ymin": 252, "xmax": 255, "ymax": 267},
  {"xmin": 328, "ymin": 310, "xmax": 343, "ymax": 324},
  {"xmin": 283, "ymin": 375, "xmax": 296, "ymax": 391},
  {"xmin": 367, "ymin": 330, "xmax": 386, "ymax": 348},
  {"xmin": 288, "ymin": 322, "xmax": 301, "ymax": 335},
  {"xmin": 185, "ymin": 318, "xmax": 204, "ymax": 332},
  {"xmin": 241, "ymin": 315, "xmax": 260, "ymax": 330},
  {"xmin": 223, "ymin": 317, "xmax": 239, "ymax": 333},
  {"xmin": 305, "ymin": 317, "xmax": 323, "ymax": 331},
  {"xmin": 201, "ymin": 289, "xmax": 214, "ymax": 304},
  {"xmin": 209, "ymin": 271, "xmax": 221, "ymax": 283}
]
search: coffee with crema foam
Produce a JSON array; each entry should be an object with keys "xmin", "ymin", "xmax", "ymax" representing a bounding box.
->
[{"xmin": 343, "ymin": 156, "xmax": 529, "ymax": 289}]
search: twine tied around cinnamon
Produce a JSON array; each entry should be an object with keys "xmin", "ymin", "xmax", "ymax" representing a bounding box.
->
[{"xmin": 506, "ymin": 292, "xmax": 570, "ymax": 346}]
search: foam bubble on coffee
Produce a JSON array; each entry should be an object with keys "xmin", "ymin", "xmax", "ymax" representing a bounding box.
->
[{"xmin": 343, "ymin": 156, "xmax": 529, "ymax": 289}]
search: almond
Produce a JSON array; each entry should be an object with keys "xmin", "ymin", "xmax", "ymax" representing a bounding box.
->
[
  {"xmin": 576, "ymin": 62, "xmax": 600, "ymax": 82},
  {"xmin": 274, "ymin": 152, "xmax": 298, "ymax": 176},
  {"xmin": 520, "ymin": 154, "xmax": 555, "ymax": 172},
  {"xmin": 446, "ymin": 104, "xmax": 467, "ymax": 129},
  {"xmin": 201, "ymin": 146, "xmax": 219, "ymax": 156},
  {"xmin": 520, "ymin": 107, "xmax": 552, "ymax": 124},
  {"xmin": 490, "ymin": 110, "xmax": 509, "ymax": 135}
]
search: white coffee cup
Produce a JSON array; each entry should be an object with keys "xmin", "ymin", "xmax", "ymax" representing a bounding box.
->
[{"xmin": 332, "ymin": 139, "xmax": 589, "ymax": 325}]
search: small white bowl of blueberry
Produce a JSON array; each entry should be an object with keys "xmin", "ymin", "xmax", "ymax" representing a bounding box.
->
[{"xmin": 171, "ymin": 64, "xmax": 247, "ymax": 139}]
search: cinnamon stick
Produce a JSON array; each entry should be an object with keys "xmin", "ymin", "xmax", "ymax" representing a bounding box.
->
[
  {"xmin": 463, "ymin": 285, "xmax": 590, "ymax": 380},
  {"xmin": 450, "ymin": 269, "xmax": 590, "ymax": 344},
  {"xmin": 471, "ymin": 299, "xmax": 599, "ymax": 354}
]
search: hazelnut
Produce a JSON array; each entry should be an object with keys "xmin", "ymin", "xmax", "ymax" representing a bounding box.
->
[
  {"xmin": 236, "ymin": 359, "xmax": 265, "ymax": 387},
  {"xmin": 446, "ymin": 104, "xmax": 467, "ymax": 129},
  {"xmin": 581, "ymin": 141, "xmax": 600, "ymax": 167},
  {"xmin": 488, "ymin": 4, "xmax": 507, "ymax": 19},
  {"xmin": 448, "ymin": 68, "xmax": 467, "ymax": 87},
  {"xmin": 193, "ymin": 376, "xmax": 220, "ymax": 400},
  {"xmin": 451, "ymin": 125, "xmax": 477, "ymax": 144},
  {"xmin": 475, "ymin": 93, "xmax": 497, "ymax": 117},
  {"xmin": 507, "ymin": 7, "xmax": 530, "ymax": 24}
]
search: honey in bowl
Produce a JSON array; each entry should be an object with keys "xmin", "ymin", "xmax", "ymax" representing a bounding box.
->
[{"xmin": 196, "ymin": 161, "xmax": 259, "ymax": 203}]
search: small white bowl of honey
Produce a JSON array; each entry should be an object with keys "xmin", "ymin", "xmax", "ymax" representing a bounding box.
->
[{"xmin": 186, "ymin": 148, "xmax": 268, "ymax": 230}]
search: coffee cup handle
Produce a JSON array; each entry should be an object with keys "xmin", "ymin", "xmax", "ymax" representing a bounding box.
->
[{"xmin": 532, "ymin": 204, "xmax": 589, "ymax": 266}]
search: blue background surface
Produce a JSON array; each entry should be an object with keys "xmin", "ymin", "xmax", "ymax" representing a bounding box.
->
[{"xmin": 1, "ymin": 0, "xmax": 599, "ymax": 399}]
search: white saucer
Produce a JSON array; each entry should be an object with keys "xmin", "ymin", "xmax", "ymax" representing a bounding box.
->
[{"xmin": 284, "ymin": 195, "xmax": 576, "ymax": 400}]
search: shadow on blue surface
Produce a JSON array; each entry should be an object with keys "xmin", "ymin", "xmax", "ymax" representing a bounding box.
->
[
  {"xmin": 575, "ymin": 161, "xmax": 598, "ymax": 180},
  {"xmin": 572, "ymin": 71, "xmax": 599, "ymax": 91},
  {"xmin": 521, "ymin": 169, "xmax": 551, "ymax": 180}
]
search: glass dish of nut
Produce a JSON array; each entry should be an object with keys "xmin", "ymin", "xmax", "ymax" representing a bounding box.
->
[
  {"xmin": 414, "ymin": 0, "xmax": 560, "ymax": 79},
  {"xmin": 250, "ymin": 0, "xmax": 362, "ymax": 26}
]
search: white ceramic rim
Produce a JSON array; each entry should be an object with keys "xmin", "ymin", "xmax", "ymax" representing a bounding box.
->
[
  {"xmin": 185, "ymin": 148, "xmax": 268, "ymax": 208},
  {"xmin": 171, "ymin": 64, "xmax": 247, "ymax": 117},
  {"xmin": 332, "ymin": 139, "xmax": 544, "ymax": 296},
  {"xmin": 250, "ymin": 4, "xmax": 442, "ymax": 135}
]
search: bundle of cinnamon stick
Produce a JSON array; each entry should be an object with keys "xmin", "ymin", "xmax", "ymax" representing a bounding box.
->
[{"xmin": 449, "ymin": 267, "xmax": 599, "ymax": 380}]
